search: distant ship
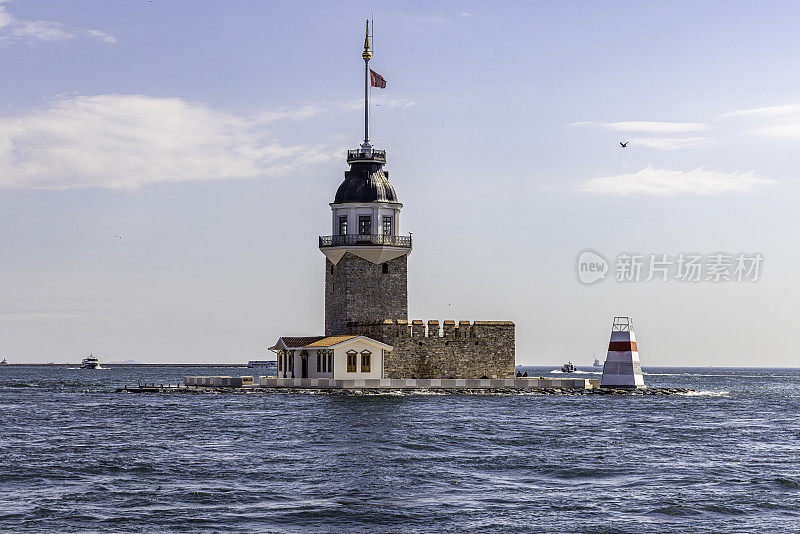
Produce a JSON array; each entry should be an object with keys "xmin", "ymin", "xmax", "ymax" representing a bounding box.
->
[
  {"xmin": 80, "ymin": 355, "xmax": 100, "ymax": 369},
  {"xmin": 593, "ymin": 357, "xmax": 602, "ymax": 368},
  {"xmin": 561, "ymin": 361, "xmax": 576, "ymax": 373},
  {"xmin": 0, "ymin": 358, "xmax": 7, "ymax": 365}
]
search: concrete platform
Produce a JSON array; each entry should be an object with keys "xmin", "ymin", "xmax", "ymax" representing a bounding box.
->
[{"xmin": 182, "ymin": 376, "xmax": 600, "ymax": 390}]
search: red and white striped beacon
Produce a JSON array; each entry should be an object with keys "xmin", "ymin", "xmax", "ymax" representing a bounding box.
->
[{"xmin": 600, "ymin": 316, "xmax": 645, "ymax": 388}]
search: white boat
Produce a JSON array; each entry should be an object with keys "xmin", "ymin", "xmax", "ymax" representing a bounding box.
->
[
  {"xmin": 80, "ymin": 355, "xmax": 101, "ymax": 369},
  {"xmin": 561, "ymin": 361, "xmax": 576, "ymax": 373}
]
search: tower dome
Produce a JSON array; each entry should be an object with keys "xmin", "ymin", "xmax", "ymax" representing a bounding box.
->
[{"xmin": 334, "ymin": 161, "xmax": 398, "ymax": 204}]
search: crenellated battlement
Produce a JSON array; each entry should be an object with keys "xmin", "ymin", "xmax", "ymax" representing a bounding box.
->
[
  {"xmin": 346, "ymin": 319, "xmax": 515, "ymax": 379},
  {"xmin": 349, "ymin": 319, "xmax": 514, "ymax": 339}
]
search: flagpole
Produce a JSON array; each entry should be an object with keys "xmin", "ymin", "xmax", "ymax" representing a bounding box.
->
[{"xmin": 362, "ymin": 19, "xmax": 371, "ymax": 147}]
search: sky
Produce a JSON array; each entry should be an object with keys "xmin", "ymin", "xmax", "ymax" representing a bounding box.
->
[{"xmin": 1, "ymin": 0, "xmax": 799, "ymax": 366}]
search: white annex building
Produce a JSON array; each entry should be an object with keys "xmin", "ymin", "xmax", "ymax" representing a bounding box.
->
[{"xmin": 270, "ymin": 335, "xmax": 392, "ymax": 380}]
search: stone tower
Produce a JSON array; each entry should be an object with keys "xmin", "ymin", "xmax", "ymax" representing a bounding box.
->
[{"xmin": 319, "ymin": 20, "xmax": 412, "ymax": 335}]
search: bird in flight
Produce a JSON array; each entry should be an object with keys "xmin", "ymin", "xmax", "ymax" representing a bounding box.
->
[{"xmin": 620, "ymin": 141, "xmax": 628, "ymax": 148}]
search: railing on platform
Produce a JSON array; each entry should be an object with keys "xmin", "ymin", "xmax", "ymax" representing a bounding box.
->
[
  {"xmin": 319, "ymin": 234, "xmax": 412, "ymax": 248},
  {"xmin": 347, "ymin": 148, "xmax": 386, "ymax": 162}
]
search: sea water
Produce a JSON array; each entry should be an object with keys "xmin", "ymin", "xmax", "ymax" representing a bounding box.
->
[{"xmin": 0, "ymin": 366, "xmax": 799, "ymax": 533}]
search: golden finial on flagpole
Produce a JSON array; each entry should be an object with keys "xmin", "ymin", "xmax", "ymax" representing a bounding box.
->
[{"xmin": 362, "ymin": 19, "xmax": 372, "ymax": 62}]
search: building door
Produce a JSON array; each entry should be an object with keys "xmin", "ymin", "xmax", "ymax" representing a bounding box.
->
[{"xmin": 301, "ymin": 356, "xmax": 308, "ymax": 378}]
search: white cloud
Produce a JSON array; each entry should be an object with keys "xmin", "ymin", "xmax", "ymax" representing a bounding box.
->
[
  {"xmin": 256, "ymin": 104, "xmax": 321, "ymax": 122},
  {"xmin": 720, "ymin": 104, "xmax": 800, "ymax": 119},
  {"xmin": 749, "ymin": 123, "xmax": 800, "ymax": 139},
  {"xmin": 0, "ymin": 94, "xmax": 336, "ymax": 191},
  {"xmin": 630, "ymin": 137, "xmax": 717, "ymax": 151},
  {"xmin": 603, "ymin": 121, "xmax": 708, "ymax": 133},
  {"xmin": 568, "ymin": 120, "xmax": 596, "ymax": 127},
  {"xmin": 577, "ymin": 166, "xmax": 774, "ymax": 196},
  {"xmin": 0, "ymin": 2, "xmax": 116, "ymax": 44},
  {"xmin": 85, "ymin": 29, "xmax": 117, "ymax": 44},
  {"xmin": 718, "ymin": 103, "xmax": 800, "ymax": 138}
]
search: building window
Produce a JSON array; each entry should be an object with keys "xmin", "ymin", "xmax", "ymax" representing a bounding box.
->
[
  {"xmin": 382, "ymin": 216, "xmax": 392, "ymax": 236},
  {"xmin": 317, "ymin": 352, "xmax": 321, "ymax": 373},
  {"xmin": 382, "ymin": 263, "xmax": 389, "ymax": 274},
  {"xmin": 278, "ymin": 352, "xmax": 283, "ymax": 372},
  {"xmin": 289, "ymin": 352, "xmax": 294, "ymax": 376},
  {"xmin": 361, "ymin": 351, "xmax": 371, "ymax": 373},
  {"xmin": 328, "ymin": 352, "xmax": 333, "ymax": 373},
  {"xmin": 339, "ymin": 216, "xmax": 347, "ymax": 236},
  {"xmin": 358, "ymin": 215, "xmax": 371, "ymax": 235},
  {"xmin": 347, "ymin": 351, "xmax": 357, "ymax": 372}
]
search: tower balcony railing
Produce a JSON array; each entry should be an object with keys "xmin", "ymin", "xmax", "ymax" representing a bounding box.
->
[
  {"xmin": 347, "ymin": 148, "xmax": 386, "ymax": 163},
  {"xmin": 319, "ymin": 234, "xmax": 412, "ymax": 248}
]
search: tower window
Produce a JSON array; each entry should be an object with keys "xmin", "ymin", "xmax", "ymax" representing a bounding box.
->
[
  {"xmin": 330, "ymin": 265, "xmax": 334, "ymax": 275},
  {"xmin": 361, "ymin": 351, "xmax": 371, "ymax": 372},
  {"xmin": 338, "ymin": 216, "xmax": 347, "ymax": 236},
  {"xmin": 382, "ymin": 263, "xmax": 389, "ymax": 274},
  {"xmin": 358, "ymin": 215, "xmax": 371, "ymax": 235},
  {"xmin": 382, "ymin": 216, "xmax": 392, "ymax": 236}
]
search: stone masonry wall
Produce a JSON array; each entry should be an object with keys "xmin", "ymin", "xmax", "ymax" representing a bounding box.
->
[
  {"xmin": 325, "ymin": 253, "xmax": 408, "ymax": 336},
  {"xmin": 348, "ymin": 319, "xmax": 515, "ymax": 379}
]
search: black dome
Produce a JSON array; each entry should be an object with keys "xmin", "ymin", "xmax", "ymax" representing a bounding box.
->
[{"xmin": 333, "ymin": 161, "xmax": 398, "ymax": 204}]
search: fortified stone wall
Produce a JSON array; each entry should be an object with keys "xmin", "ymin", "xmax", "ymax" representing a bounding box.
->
[
  {"xmin": 325, "ymin": 253, "xmax": 408, "ymax": 335},
  {"xmin": 347, "ymin": 319, "xmax": 515, "ymax": 379}
]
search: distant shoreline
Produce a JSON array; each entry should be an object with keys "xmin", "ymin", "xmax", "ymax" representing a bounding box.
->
[{"xmin": 1, "ymin": 363, "xmax": 250, "ymax": 368}]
